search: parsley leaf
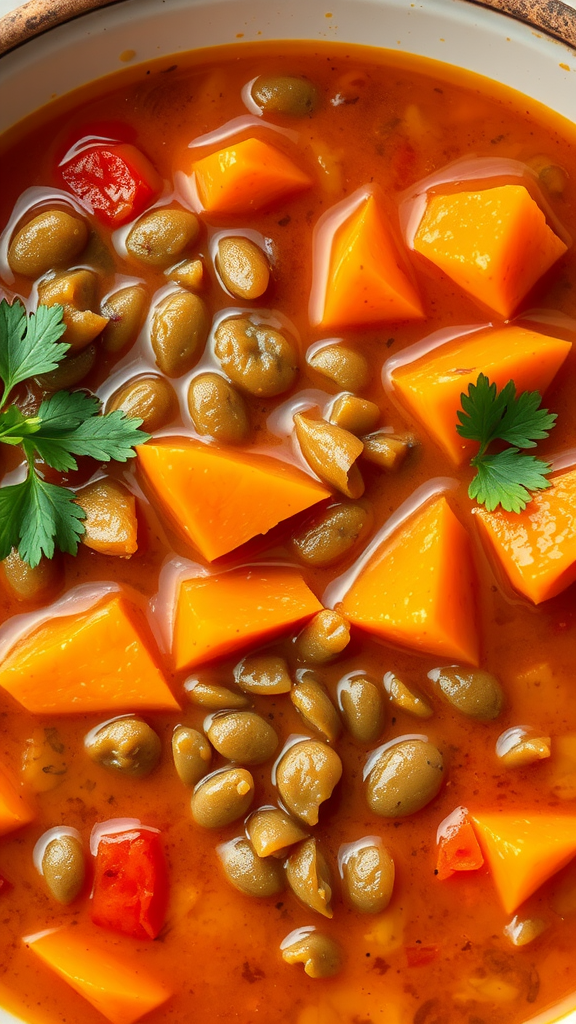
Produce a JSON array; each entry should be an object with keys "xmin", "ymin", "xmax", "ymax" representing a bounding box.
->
[
  {"xmin": 0, "ymin": 468, "xmax": 86, "ymax": 567},
  {"xmin": 0, "ymin": 300, "xmax": 69, "ymax": 405},
  {"xmin": 0, "ymin": 406, "xmax": 41, "ymax": 445},
  {"xmin": 458, "ymin": 373, "xmax": 557, "ymax": 513},
  {"xmin": 470, "ymin": 449, "xmax": 553, "ymax": 513}
]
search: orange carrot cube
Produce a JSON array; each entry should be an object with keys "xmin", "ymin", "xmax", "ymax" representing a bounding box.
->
[
  {"xmin": 414, "ymin": 184, "xmax": 568, "ymax": 316},
  {"xmin": 392, "ymin": 325, "xmax": 571, "ymax": 465},
  {"xmin": 137, "ymin": 440, "xmax": 330, "ymax": 562},
  {"xmin": 173, "ymin": 566, "xmax": 323, "ymax": 670},
  {"xmin": 0, "ymin": 593, "xmax": 178, "ymax": 714},
  {"xmin": 340, "ymin": 496, "xmax": 479, "ymax": 664},
  {"xmin": 25, "ymin": 926, "xmax": 171, "ymax": 1024},
  {"xmin": 472, "ymin": 812, "xmax": 576, "ymax": 913},
  {"xmin": 0, "ymin": 764, "xmax": 34, "ymax": 837},
  {"xmin": 192, "ymin": 137, "xmax": 312, "ymax": 214},
  {"xmin": 313, "ymin": 193, "xmax": 424, "ymax": 328},
  {"xmin": 475, "ymin": 468, "xmax": 576, "ymax": 604}
]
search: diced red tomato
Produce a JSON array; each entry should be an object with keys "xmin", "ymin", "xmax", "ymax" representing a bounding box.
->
[
  {"xmin": 436, "ymin": 806, "xmax": 484, "ymax": 881},
  {"xmin": 405, "ymin": 945, "xmax": 439, "ymax": 968},
  {"xmin": 91, "ymin": 829, "xmax": 168, "ymax": 940},
  {"xmin": 60, "ymin": 142, "xmax": 162, "ymax": 226}
]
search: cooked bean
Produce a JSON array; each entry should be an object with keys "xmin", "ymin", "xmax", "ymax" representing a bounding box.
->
[
  {"xmin": 246, "ymin": 806, "xmax": 308, "ymax": 857},
  {"xmin": 151, "ymin": 290, "xmax": 209, "ymax": 376},
  {"xmin": 191, "ymin": 767, "xmax": 254, "ymax": 828},
  {"xmin": 38, "ymin": 269, "xmax": 108, "ymax": 350},
  {"xmin": 106, "ymin": 374, "xmax": 178, "ymax": 433},
  {"xmin": 383, "ymin": 672, "xmax": 433, "ymax": 719},
  {"xmin": 504, "ymin": 915, "xmax": 548, "ymax": 946},
  {"xmin": 295, "ymin": 609, "xmax": 350, "ymax": 664},
  {"xmin": 172, "ymin": 725, "xmax": 212, "ymax": 787},
  {"xmin": 167, "ymin": 257, "xmax": 204, "ymax": 290},
  {"xmin": 251, "ymin": 75, "xmax": 319, "ymax": 116},
  {"xmin": 187, "ymin": 372, "xmax": 249, "ymax": 443},
  {"xmin": 185, "ymin": 679, "xmax": 250, "ymax": 709},
  {"xmin": 496, "ymin": 727, "xmax": 551, "ymax": 768},
  {"xmin": 22, "ymin": 728, "xmax": 67, "ymax": 793},
  {"xmin": 126, "ymin": 208, "xmax": 200, "ymax": 267},
  {"xmin": 291, "ymin": 675, "xmax": 341, "ymax": 743},
  {"xmin": 2, "ymin": 550, "xmax": 61, "ymax": 603},
  {"xmin": 218, "ymin": 837, "xmax": 285, "ymax": 897},
  {"xmin": 286, "ymin": 837, "xmax": 333, "ymax": 917},
  {"xmin": 214, "ymin": 317, "xmax": 298, "ymax": 397},
  {"xmin": 281, "ymin": 928, "xmax": 342, "ymax": 978},
  {"xmin": 291, "ymin": 502, "xmax": 370, "ymax": 567},
  {"xmin": 234, "ymin": 655, "xmax": 292, "ymax": 695},
  {"xmin": 329, "ymin": 394, "xmax": 380, "ymax": 436},
  {"xmin": 206, "ymin": 710, "xmax": 278, "ymax": 764},
  {"xmin": 338, "ymin": 674, "xmax": 384, "ymax": 744},
  {"xmin": 340, "ymin": 838, "xmax": 395, "ymax": 913},
  {"xmin": 294, "ymin": 414, "xmax": 364, "ymax": 497},
  {"xmin": 216, "ymin": 237, "xmax": 270, "ymax": 300},
  {"xmin": 276, "ymin": 739, "xmax": 342, "ymax": 825},
  {"xmin": 361, "ymin": 431, "xmax": 412, "ymax": 471},
  {"xmin": 307, "ymin": 343, "xmax": 368, "ymax": 391},
  {"xmin": 42, "ymin": 834, "xmax": 85, "ymax": 904},
  {"xmin": 35, "ymin": 344, "xmax": 96, "ymax": 392},
  {"xmin": 101, "ymin": 285, "xmax": 148, "ymax": 353},
  {"xmin": 85, "ymin": 717, "xmax": 161, "ymax": 777},
  {"xmin": 366, "ymin": 738, "xmax": 444, "ymax": 818},
  {"xmin": 76, "ymin": 479, "xmax": 138, "ymax": 557},
  {"xmin": 428, "ymin": 666, "xmax": 504, "ymax": 721},
  {"xmin": 8, "ymin": 209, "xmax": 88, "ymax": 277},
  {"xmin": 527, "ymin": 154, "xmax": 567, "ymax": 197}
]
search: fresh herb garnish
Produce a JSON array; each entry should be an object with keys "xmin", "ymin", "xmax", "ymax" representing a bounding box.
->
[
  {"xmin": 0, "ymin": 299, "xmax": 151, "ymax": 567},
  {"xmin": 456, "ymin": 372, "xmax": 557, "ymax": 513}
]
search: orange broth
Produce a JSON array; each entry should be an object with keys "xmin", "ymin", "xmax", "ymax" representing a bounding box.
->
[{"xmin": 0, "ymin": 40, "xmax": 575, "ymax": 1024}]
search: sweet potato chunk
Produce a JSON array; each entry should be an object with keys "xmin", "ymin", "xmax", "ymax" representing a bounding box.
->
[
  {"xmin": 392, "ymin": 325, "xmax": 571, "ymax": 465},
  {"xmin": 25, "ymin": 926, "xmax": 171, "ymax": 1024},
  {"xmin": 475, "ymin": 468, "xmax": 576, "ymax": 604},
  {"xmin": 137, "ymin": 440, "xmax": 330, "ymax": 562},
  {"xmin": 472, "ymin": 813, "xmax": 576, "ymax": 913},
  {"xmin": 0, "ymin": 764, "xmax": 34, "ymax": 837},
  {"xmin": 313, "ymin": 193, "xmax": 423, "ymax": 328},
  {"xmin": 341, "ymin": 496, "xmax": 479, "ymax": 664},
  {"xmin": 192, "ymin": 137, "xmax": 312, "ymax": 214},
  {"xmin": 0, "ymin": 593, "xmax": 178, "ymax": 714},
  {"xmin": 414, "ymin": 184, "xmax": 567, "ymax": 316},
  {"xmin": 173, "ymin": 566, "xmax": 323, "ymax": 670}
]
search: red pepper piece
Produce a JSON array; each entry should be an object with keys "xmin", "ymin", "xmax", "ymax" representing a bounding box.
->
[
  {"xmin": 91, "ymin": 829, "xmax": 168, "ymax": 940},
  {"xmin": 436, "ymin": 806, "xmax": 484, "ymax": 881},
  {"xmin": 60, "ymin": 142, "xmax": 161, "ymax": 226},
  {"xmin": 405, "ymin": 945, "xmax": 439, "ymax": 968}
]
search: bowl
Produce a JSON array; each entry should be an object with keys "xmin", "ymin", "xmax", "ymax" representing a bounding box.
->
[{"xmin": 0, "ymin": 2, "xmax": 575, "ymax": 1024}]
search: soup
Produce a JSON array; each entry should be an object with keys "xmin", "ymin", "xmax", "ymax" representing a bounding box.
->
[{"xmin": 0, "ymin": 39, "xmax": 575, "ymax": 1024}]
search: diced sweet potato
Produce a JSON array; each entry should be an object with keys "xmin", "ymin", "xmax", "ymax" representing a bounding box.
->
[
  {"xmin": 0, "ymin": 763, "xmax": 34, "ymax": 837},
  {"xmin": 313, "ymin": 193, "xmax": 424, "ymax": 328},
  {"xmin": 340, "ymin": 496, "xmax": 479, "ymax": 664},
  {"xmin": 392, "ymin": 325, "xmax": 571, "ymax": 465},
  {"xmin": 413, "ymin": 184, "xmax": 568, "ymax": 316},
  {"xmin": 137, "ymin": 440, "xmax": 330, "ymax": 562},
  {"xmin": 77, "ymin": 479, "xmax": 138, "ymax": 557},
  {"xmin": 475, "ymin": 468, "xmax": 576, "ymax": 604},
  {"xmin": 0, "ymin": 593, "xmax": 178, "ymax": 714},
  {"xmin": 173, "ymin": 566, "xmax": 323, "ymax": 670},
  {"xmin": 472, "ymin": 812, "xmax": 576, "ymax": 913},
  {"xmin": 25, "ymin": 926, "xmax": 171, "ymax": 1024},
  {"xmin": 192, "ymin": 137, "xmax": 312, "ymax": 214}
]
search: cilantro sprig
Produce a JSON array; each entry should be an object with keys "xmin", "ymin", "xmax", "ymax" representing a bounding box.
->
[
  {"xmin": 0, "ymin": 299, "xmax": 151, "ymax": 567},
  {"xmin": 456, "ymin": 373, "xmax": 557, "ymax": 513}
]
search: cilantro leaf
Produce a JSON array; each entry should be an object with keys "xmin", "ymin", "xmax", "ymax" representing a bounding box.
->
[
  {"xmin": 0, "ymin": 467, "xmax": 86, "ymax": 567},
  {"xmin": 0, "ymin": 300, "xmax": 69, "ymax": 406},
  {"xmin": 469, "ymin": 449, "xmax": 553, "ymax": 513},
  {"xmin": 494, "ymin": 388, "xmax": 557, "ymax": 448},
  {"xmin": 21, "ymin": 391, "xmax": 151, "ymax": 472},
  {"xmin": 456, "ymin": 373, "xmax": 516, "ymax": 451}
]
